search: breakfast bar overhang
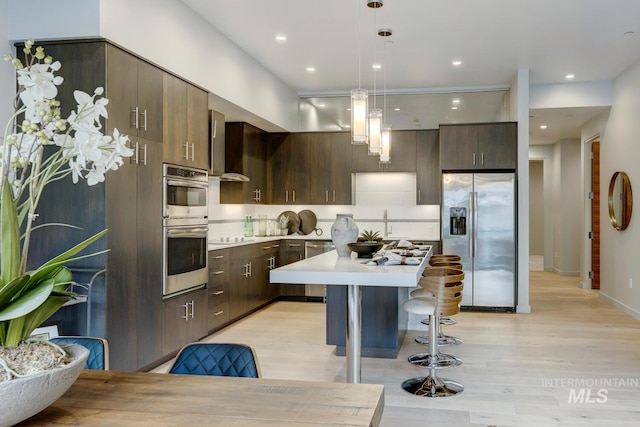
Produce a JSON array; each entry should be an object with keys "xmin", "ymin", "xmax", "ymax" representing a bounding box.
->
[{"xmin": 270, "ymin": 247, "xmax": 432, "ymax": 384}]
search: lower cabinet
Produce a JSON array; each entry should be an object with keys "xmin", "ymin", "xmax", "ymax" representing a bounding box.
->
[
  {"xmin": 162, "ymin": 288, "xmax": 208, "ymax": 356},
  {"xmin": 225, "ymin": 241, "xmax": 281, "ymax": 323},
  {"xmin": 278, "ymin": 240, "xmax": 306, "ymax": 298},
  {"xmin": 208, "ymin": 249, "xmax": 230, "ymax": 332}
]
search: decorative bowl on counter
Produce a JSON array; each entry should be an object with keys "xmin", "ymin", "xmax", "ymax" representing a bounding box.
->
[{"xmin": 347, "ymin": 242, "xmax": 384, "ymax": 258}]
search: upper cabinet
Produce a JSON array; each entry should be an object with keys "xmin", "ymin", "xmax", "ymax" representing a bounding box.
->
[
  {"xmin": 268, "ymin": 132, "xmax": 352, "ymax": 205},
  {"xmin": 416, "ymin": 129, "xmax": 440, "ymax": 205},
  {"xmin": 220, "ymin": 122, "xmax": 268, "ymax": 204},
  {"xmin": 440, "ymin": 122, "xmax": 517, "ymax": 170},
  {"xmin": 351, "ymin": 130, "xmax": 417, "ymax": 173},
  {"xmin": 163, "ymin": 73, "xmax": 209, "ymax": 170},
  {"xmin": 268, "ymin": 133, "xmax": 310, "ymax": 204},
  {"xmin": 106, "ymin": 45, "xmax": 163, "ymax": 142}
]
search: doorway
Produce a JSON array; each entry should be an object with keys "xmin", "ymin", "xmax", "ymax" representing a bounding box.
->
[
  {"xmin": 590, "ymin": 139, "xmax": 601, "ymax": 289},
  {"xmin": 529, "ymin": 160, "xmax": 544, "ymax": 271}
]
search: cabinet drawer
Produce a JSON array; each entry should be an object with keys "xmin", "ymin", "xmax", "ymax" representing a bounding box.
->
[
  {"xmin": 208, "ymin": 302, "xmax": 230, "ymax": 331},
  {"xmin": 209, "ymin": 249, "xmax": 229, "ymax": 285},
  {"xmin": 209, "ymin": 282, "xmax": 229, "ymax": 305}
]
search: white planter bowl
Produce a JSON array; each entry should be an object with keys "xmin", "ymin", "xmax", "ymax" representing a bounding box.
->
[{"xmin": 0, "ymin": 344, "xmax": 89, "ymax": 427}]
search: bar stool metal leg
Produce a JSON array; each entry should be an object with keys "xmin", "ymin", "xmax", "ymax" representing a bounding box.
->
[
  {"xmin": 408, "ymin": 313, "xmax": 462, "ymax": 368},
  {"xmin": 401, "ymin": 366, "xmax": 464, "ymax": 397}
]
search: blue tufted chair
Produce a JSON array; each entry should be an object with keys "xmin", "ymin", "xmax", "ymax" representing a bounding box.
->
[
  {"xmin": 168, "ymin": 343, "xmax": 261, "ymax": 378},
  {"xmin": 50, "ymin": 336, "xmax": 109, "ymax": 370}
]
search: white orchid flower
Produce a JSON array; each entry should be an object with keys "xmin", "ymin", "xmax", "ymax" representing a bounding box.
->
[{"xmin": 16, "ymin": 62, "xmax": 62, "ymax": 101}]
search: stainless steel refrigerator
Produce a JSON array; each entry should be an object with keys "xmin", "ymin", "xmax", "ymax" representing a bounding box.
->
[{"xmin": 442, "ymin": 172, "xmax": 516, "ymax": 310}]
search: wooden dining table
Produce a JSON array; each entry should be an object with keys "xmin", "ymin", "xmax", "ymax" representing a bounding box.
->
[{"xmin": 17, "ymin": 370, "xmax": 385, "ymax": 426}]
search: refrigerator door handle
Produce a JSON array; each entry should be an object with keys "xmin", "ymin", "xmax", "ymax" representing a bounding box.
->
[
  {"xmin": 472, "ymin": 191, "xmax": 478, "ymax": 258},
  {"xmin": 469, "ymin": 192, "xmax": 474, "ymax": 258}
]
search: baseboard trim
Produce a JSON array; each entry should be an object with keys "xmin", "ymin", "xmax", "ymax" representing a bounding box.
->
[{"xmin": 599, "ymin": 292, "xmax": 640, "ymax": 321}]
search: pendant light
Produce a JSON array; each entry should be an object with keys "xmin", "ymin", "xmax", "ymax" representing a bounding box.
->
[
  {"xmin": 368, "ymin": 1, "xmax": 382, "ymax": 155},
  {"xmin": 379, "ymin": 38, "xmax": 392, "ymax": 164},
  {"xmin": 351, "ymin": 0, "xmax": 368, "ymax": 145}
]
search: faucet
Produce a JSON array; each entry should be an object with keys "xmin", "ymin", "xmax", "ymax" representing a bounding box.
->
[{"xmin": 383, "ymin": 208, "xmax": 390, "ymax": 238}]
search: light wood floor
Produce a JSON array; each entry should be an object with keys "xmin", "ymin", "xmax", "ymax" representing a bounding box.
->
[{"xmin": 155, "ymin": 272, "xmax": 640, "ymax": 426}]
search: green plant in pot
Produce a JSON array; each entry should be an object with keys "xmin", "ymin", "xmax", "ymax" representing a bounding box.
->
[
  {"xmin": 358, "ymin": 229, "xmax": 382, "ymax": 242},
  {"xmin": 0, "ymin": 39, "xmax": 132, "ymax": 383}
]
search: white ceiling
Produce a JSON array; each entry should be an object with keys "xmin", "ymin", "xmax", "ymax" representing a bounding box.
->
[{"xmin": 182, "ymin": 0, "xmax": 640, "ymax": 144}]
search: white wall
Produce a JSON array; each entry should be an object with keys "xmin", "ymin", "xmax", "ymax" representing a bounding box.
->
[
  {"xmin": 0, "ymin": 0, "xmax": 12, "ymax": 131},
  {"xmin": 207, "ymin": 173, "xmax": 441, "ymax": 242},
  {"xmin": 557, "ymin": 139, "xmax": 582, "ymax": 275},
  {"xmin": 589, "ymin": 58, "xmax": 640, "ymax": 319},
  {"xmin": 6, "ymin": 0, "xmax": 299, "ymax": 133}
]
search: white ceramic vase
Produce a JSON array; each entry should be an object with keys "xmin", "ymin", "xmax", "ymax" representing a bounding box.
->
[
  {"xmin": 0, "ymin": 344, "xmax": 89, "ymax": 427},
  {"xmin": 331, "ymin": 213, "xmax": 359, "ymax": 257}
]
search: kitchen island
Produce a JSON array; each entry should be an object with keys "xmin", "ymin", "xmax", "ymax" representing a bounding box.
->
[{"xmin": 270, "ymin": 247, "xmax": 431, "ymax": 383}]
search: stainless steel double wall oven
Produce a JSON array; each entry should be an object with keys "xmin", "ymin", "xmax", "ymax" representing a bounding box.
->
[{"xmin": 163, "ymin": 164, "xmax": 209, "ymax": 298}]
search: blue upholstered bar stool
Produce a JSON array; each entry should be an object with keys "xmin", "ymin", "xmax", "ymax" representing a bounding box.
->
[{"xmin": 401, "ymin": 295, "xmax": 463, "ymax": 397}]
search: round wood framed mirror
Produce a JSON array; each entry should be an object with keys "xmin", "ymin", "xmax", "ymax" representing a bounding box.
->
[{"xmin": 608, "ymin": 171, "xmax": 633, "ymax": 230}]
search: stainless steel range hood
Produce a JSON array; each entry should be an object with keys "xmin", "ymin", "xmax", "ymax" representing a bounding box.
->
[{"xmin": 209, "ymin": 110, "xmax": 250, "ymax": 182}]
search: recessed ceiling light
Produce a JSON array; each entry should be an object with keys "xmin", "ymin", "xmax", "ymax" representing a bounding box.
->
[
  {"xmin": 394, "ymin": 108, "xmax": 400, "ymax": 111},
  {"xmin": 565, "ymin": 74, "xmax": 575, "ymax": 79},
  {"xmin": 275, "ymin": 33, "xmax": 287, "ymax": 43},
  {"xmin": 451, "ymin": 106, "xmax": 458, "ymax": 110},
  {"xmin": 372, "ymin": 63, "xmax": 381, "ymax": 70},
  {"xmin": 306, "ymin": 66, "xmax": 316, "ymax": 72},
  {"xmin": 347, "ymin": 107, "xmax": 352, "ymax": 112},
  {"xmin": 540, "ymin": 124, "xmax": 548, "ymax": 129},
  {"xmin": 452, "ymin": 60, "xmax": 462, "ymax": 66},
  {"xmin": 452, "ymin": 98, "xmax": 460, "ymax": 104},
  {"xmin": 318, "ymin": 103, "xmax": 325, "ymax": 108}
]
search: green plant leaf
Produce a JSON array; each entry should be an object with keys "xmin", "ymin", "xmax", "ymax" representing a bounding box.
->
[
  {"xmin": 0, "ymin": 274, "xmax": 31, "ymax": 307},
  {"xmin": 28, "ymin": 229, "xmax": 107, "ymax": 284},
  {"xmin": 0, "ymin": 180, "xmax": 21, "ymax": 285},
  {"xmin": 0, "ymin": 279, "xmax": 54, "ymax": 322},
  {"xmin": 20, "ymin": 295, "xmax": 69, "ymax": 341}
]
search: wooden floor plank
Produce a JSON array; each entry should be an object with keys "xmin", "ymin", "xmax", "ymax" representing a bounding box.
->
[{"xmin": 153, "ymin": 271, "xmax": 640, "ymax": 426}]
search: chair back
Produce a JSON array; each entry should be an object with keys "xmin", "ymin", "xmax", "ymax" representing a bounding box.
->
[
  {"xmin": 169, "ymin": 343, "xmax": 261, "ymax": 378},
  {"xmin": 50, "ymin": 336, "xmax": 109, "ymax": 370}
]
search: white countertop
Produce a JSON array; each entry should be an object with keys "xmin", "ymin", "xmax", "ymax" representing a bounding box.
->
[
  {"xmin": 269, "ymin": 246, "xmax": 432, "ymax": 287},
  {"xmin": 208, "ymin": 235, "xmax": 437, "ymax": 250}
]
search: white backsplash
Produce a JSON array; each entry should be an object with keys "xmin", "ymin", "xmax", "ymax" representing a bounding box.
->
[{"xmin": 208, "ymin": 173, "xmax": 440, "ymax": 241}]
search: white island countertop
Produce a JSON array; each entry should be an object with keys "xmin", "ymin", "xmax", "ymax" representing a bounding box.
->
[{"xmin": 270, "ymin": 246, "xmax": 432, "ymax": 288}]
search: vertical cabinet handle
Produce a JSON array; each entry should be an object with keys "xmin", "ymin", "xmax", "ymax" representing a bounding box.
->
[
  {"xmin": 191, "ymin": 143, "xmax": 195, "ymax": 161},
  {"xmin": 481, "ymin": 152, "xmax": 484, "ymax": 166},
  {"xmin": 472, "ymin": 152, "xmax": 476, "ymax": 166},
  {"xmin": 141, "ymin": 109, "xmax": 147, "ymax": 131},
  {"xmin": 292, "ymin": 190, "xmax": 296, "ymax": 203},
  {"xmin": 184, "ymin": 142, "xmax": 190, "ymax": 161},
  {"xmin": 325, "ymin": 190, "xmax": 329, "ymax": 203},
  {"xmin": 142, "ymin": 143, "xmax": 147, "ymax": 166},
  {"xmin": 285, "ymin": 190, "xmax": 289, "ymax": 203},
  {"xmin": 130, "ymin": 107, "xmax": 139, "ymax": 129},
  {"xmin": 181, "ymin": 302, "xmax": 189, "ymax": 320},
  {"xmin": 333, "ymin": 190, "xmax": 336, "ymax": 202},
  {"xmin": 134, "ymin": 141, "xmax": 140, "ymax": 165}
]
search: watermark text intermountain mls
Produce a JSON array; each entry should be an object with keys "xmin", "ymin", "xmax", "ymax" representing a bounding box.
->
[{"xmin": 542, "ymin": 377, "xmax": 639, "ymax": 404}]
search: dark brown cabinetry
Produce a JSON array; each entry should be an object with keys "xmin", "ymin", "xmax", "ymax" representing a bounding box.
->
[
  {"xmin": 308, "ymin": 133, "xmax": 353, "ymax": 204},
  {"xmin": 163, "ymin": 74, "xmax": 209, "ymax": 170},
  {"xmin": 416, "ymin": 129, "xmax": 441, "ymax": 205},
  {"xmin": 105, "ymin": 44, "xmax": 163, "ymax": 142},
  {"xmin": 268, "ymin": 133, "xmax": 310, "ymax": 204},
  {"xmin": 26, "ymin": 41, "xmax": 164, "ymax": 371},
  {"xmin": 208, "ymin": 109, "xmax": 225, "ymax": 176},
  {"xmin": 220, "ymin": 123, "xmax": 268, "ymax": 204},
  {"xmin": 278, "ymin": 240, "xmax": 306, "ymax": 298},
  {"xmin": 268, "ymin": 132, "xmax": 352, "ymax": 205},
  {"xmin": 440, "ymin": 122, "xmax": 517, "ymax": 170},
  {"xmin": 208, "ymin": 249, "xmax": 230, "ymax": 332},
  {"xmin": 162, "ymin": 288, "xmax": 208, "ymax": 356},
  {"xmin": 351, "ymin": 130, "xmax": 417, "ymax": 172},
  {"xmin": 225, "ymin": 242, "xmax": 280, "ymax": 321}
]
